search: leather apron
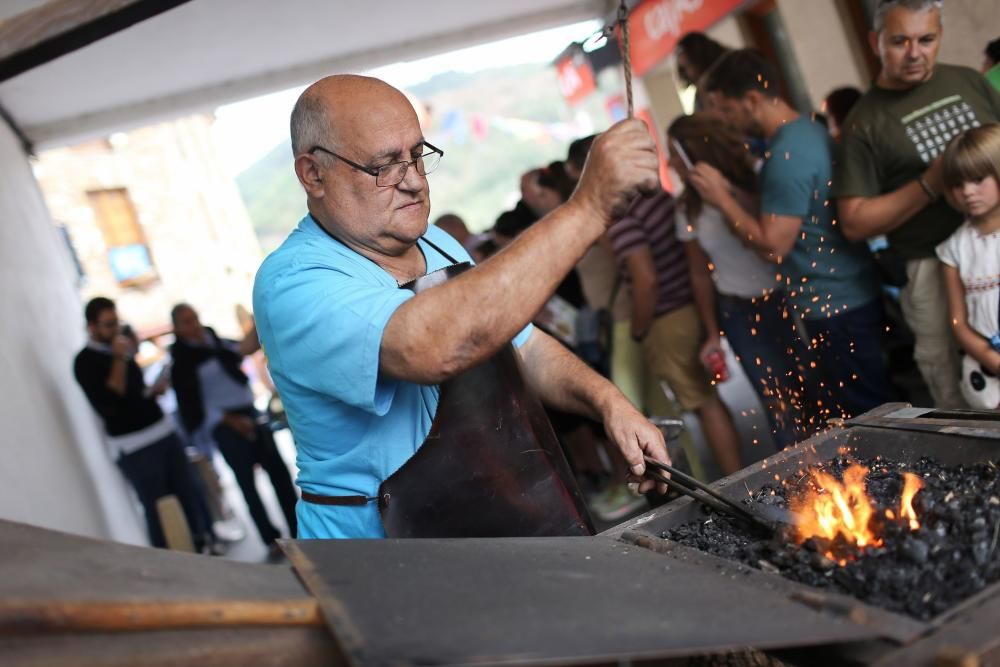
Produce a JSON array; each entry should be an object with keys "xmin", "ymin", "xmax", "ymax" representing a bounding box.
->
[
  {"xmin": 378, "ymin": 251, "xmax": 594, "ymax": 537},
  {"xmin": 301, "ymin": 232, "xmax": 593, "ymax": 538}
]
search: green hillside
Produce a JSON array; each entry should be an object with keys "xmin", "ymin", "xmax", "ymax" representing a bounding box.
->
[
  {"xmin": 237, "ymin": 62, "xmax": 617, "ymax": 252},
  {"xmin": 236, "ymin": 140, "xmax": 301, "ymax": 251}
]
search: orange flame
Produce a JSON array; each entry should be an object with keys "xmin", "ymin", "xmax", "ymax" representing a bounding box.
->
[
  {"xmin": 900, "ymin": 472, "xmax": 924, "ymax": 531},
  {"xmin": 791, "ymin": 464, "xmax": 925, "ymax": 564},
  {"xmin": 793, "ymin": 464, "xmax": 881, "ymax": 551}
]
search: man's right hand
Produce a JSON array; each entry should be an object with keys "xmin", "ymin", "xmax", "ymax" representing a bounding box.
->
[
  {"xmin": 571, "ymin": 118, "xmax": 661, "ymax": 224},
  {"xmin": 110, "ymin": 334, "xmax": 133, "ymax": 359}
]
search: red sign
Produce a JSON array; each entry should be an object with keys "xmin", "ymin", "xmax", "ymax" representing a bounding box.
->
[
  {"xmin": 556, "ymin": 53, "xmax": 596, "ymax": 106},
  {"xmin": 624, "ymin": 0, "xmax": 743, "ymax": 78},
  {"xmin": 634, "ymin": 107, "xmax": 674, "ymax": 192}
]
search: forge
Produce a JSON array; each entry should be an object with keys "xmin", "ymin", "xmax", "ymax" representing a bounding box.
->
[
  {"xmin": 5, "ymin": 404, "xmax": 1000, "ymax": 666},
  {"xmin": 660, "ymin": 453, "xmax": 998, "ymax": 621},
  {"xmin": 289, "ymin": 404, "xmax": 1000, "ymax": 666},
  {"xmin": 602, "ymin": 403, "xmax": 1000, "ymax": 664}
]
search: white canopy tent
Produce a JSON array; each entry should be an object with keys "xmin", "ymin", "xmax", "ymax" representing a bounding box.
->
[
  {"xmin": 0, "ymin": 0, "xmax": 610, "ymax": 149},
  {"xmin": 0, "ymin": 0, "xmax": 610, "ymax": 541}
]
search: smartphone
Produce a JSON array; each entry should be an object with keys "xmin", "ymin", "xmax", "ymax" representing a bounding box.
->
[
  {"xmin": 152, "ymin": 359, "xmax": 172, "ymax": 386},
  {"xmin": 670, "ymin": 138, "xmax": 693, "ymax": 170}
]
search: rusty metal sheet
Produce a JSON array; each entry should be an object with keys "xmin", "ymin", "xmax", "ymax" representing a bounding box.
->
[
  {"xmin": 1, "ymin": 626, "xmax": 341, "ymax": 667},
  {"xmin": 604, "ymin": 407, "xmax": 1000, "ymax": 643},
  {"xmin": 618, "ymin": 531, "xmax": 928, "ymax": 644},
  {"xmin": 848, "ymin": 402, "xmax": 1000, "ymax": 441},
  {"xmin": 870, "ymin": 592, "xmax": 1000, "ymax": 666},
  {"xmin": 282, "ymin": 536, "xmax": 881, "ymax": 666},
  {"xmin": 0, "ymin": 519, "xmax": 310, "ymax": 605}
]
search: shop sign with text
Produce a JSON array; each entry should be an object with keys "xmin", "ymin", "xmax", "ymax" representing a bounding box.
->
[
  {"xmin": 556, "ymin": 52, "xmax": 597, "ymax": 106},
  {"xmin": 625, "ymin": 0, "xmax": 742, "ymax": 77}
]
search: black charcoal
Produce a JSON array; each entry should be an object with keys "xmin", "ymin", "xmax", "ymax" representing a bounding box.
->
[{"xmin": 663, "ymin": 457, "xmax": 1000, "ymax": 620}]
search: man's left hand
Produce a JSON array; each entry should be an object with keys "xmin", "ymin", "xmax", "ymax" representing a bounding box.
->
[
  {"xmin": 688, "ymin": 162, "xmax": 731, "ymax": 207},
  {"xmin": 600, "ymin": 395, "xmax": 671, "ymax": 494}
]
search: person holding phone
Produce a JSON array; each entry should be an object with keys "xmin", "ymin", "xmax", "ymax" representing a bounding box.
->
[
  {"xmin": 692, "ymin": 49, "xmax": 893, "ymax": 420},
  {"xmin": 668, "ymin": 114, "xmax": 817, "ymax": 448},
  {"xmin": 73, "ymin": 297, "xmax": 210, "ymax": 550}
]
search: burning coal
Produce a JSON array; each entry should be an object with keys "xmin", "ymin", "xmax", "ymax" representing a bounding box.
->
[
  {"xmin": 664, "ymin": 456, "xmax": 1000, "ymax": 620},
  {"xmin": 790, "ymin": 462, "xmax": 924, "ymax": 564}
]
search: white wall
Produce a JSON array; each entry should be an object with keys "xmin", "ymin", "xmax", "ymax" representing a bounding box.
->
[
  {"xmin": 0, "ymin": 120, "xmax": 145, "ymax": 544},
  {"xmin": 35, "ymin": 114, "xmax": 262, "ymax": 341},
  {"xmin": 778, "ymin": 0, "xmax": 868, "ymax": 109},
  {"xmin": 937, "ymin": 0, "xmax": 996, "ymax": 73},
  {"xmin": 707, "ymin": 13, "xmax": 748, "ymax": 51}
]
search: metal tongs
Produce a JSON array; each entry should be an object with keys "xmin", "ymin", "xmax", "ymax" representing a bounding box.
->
[{"xmin": 642, "ymin": 456, "xmax": 796, "ymax": 532}]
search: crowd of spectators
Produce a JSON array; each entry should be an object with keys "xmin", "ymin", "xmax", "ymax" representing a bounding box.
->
[
  {"xmin": 74, "ymin": 298, "xmax": 295, "ymax": 560},
  {"xmin": 433, "ymin": 0, "xmax": 1000, "ymax": 520},
  {"xmin": 73, "ymin": 0, "xmax": 1000, "ymax": 532}
]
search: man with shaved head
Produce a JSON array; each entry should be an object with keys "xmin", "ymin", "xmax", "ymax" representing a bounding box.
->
[{"xmin": 253, "ymin": 74, "xmax": 667, "ymax": 539}]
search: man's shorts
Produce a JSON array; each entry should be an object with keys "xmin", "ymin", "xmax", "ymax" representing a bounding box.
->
[{"xmin": 641, "ymin": 303, "xmax": 716, "ymax": 412}]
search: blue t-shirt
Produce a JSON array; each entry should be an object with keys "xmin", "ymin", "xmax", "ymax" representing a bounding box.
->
[
  {"xmin": 761, "ymin": 117, "xmax": 880, "ymax": 320},
  {"xmin": 253, "ymin": 215, "xmax": 532, "ymax": 539}
]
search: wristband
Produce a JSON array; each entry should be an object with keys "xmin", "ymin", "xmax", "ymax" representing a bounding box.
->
[{"xmin": 917, "ymin": 175, "xmax": 938, "ymax": 201}]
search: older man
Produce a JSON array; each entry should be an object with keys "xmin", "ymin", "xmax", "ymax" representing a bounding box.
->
[
  {"xmin": 252, "ymin": 75, "xmax": 668, "ymax": 539},
  {"xmin": 834, "ymin": 0, "xmax": 1000, "ymax": 409}
]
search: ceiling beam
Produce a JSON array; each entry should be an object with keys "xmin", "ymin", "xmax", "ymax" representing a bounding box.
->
[{"xmin": 0, "ymin": 0, "xmax": 192, "ymax": 83}]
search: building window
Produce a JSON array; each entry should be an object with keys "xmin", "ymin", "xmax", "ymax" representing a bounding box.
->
[{"xmin": 86, "ymin": 188, "xmax": 157, "ymax": 286}]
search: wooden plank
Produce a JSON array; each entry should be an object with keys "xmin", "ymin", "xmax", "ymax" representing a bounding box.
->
[
  {"xmin": 0, "ymin": 519, "xmax": 306, "ymax": 604},
  {"xmin": 0, "ymin": 626, "xmax": 343, "ymax": 667},
  {"xmin": 0, "ymin": 598, "xmax": 321, "ymax": 634},
  {"xmin": 0, "ymin": 522, "xmax": 346, "ymax": 666},
  {"xmin": 0, "ymin": 0, "xmax": 192, "ymax": 82},
  {"xmin": 155, "ymin": 495, "xmax": 195, "ymax": 553}
]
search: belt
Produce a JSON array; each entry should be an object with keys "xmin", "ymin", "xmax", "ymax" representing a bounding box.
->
[{"xmin": 300, "ymin": 491, "xmax": 375, "ymax": 507}]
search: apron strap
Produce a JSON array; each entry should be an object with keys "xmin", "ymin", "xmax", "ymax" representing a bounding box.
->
[
  {"xmin": 300, "ymin": 491, "xmax": 375, "ymax": 506},
  {"xmin": 311, "ymin": 213, "xmax": 462, "ymax": 269},
  {"xmin": 420, "ymin": 235, "xmax": 460, "ymax": 264}
]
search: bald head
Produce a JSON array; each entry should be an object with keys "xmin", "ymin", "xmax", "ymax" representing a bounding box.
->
[
  {"xmin": 290, "ymin": 75, "xmax": 416, "ymax": 157},
  {"xmin": 290, "ymin": 74, "xmax": 433, "ymax": 260}
]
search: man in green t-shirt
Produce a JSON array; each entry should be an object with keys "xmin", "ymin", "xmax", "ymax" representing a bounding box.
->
[
  {"xmin": 984, "ymin": 38, "xmax": 1000, "ymax": 92},
  {"xmin": 834, "ymin": 0, "xmax": 1000, "ymax": 410}
]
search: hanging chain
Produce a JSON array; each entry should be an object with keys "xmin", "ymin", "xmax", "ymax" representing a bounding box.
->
[
  {"xmin": 617, "ymin": 0, "xmax": 634, "ymax": 118},
  {"xmin": 582, "ymin": 0, "xmax": 634, "ymax": 119}
]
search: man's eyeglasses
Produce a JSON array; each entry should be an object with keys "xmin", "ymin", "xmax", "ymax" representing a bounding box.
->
[{"xmin": 307, "ymin": 142, "xmax": 444, "ymax": 187}]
